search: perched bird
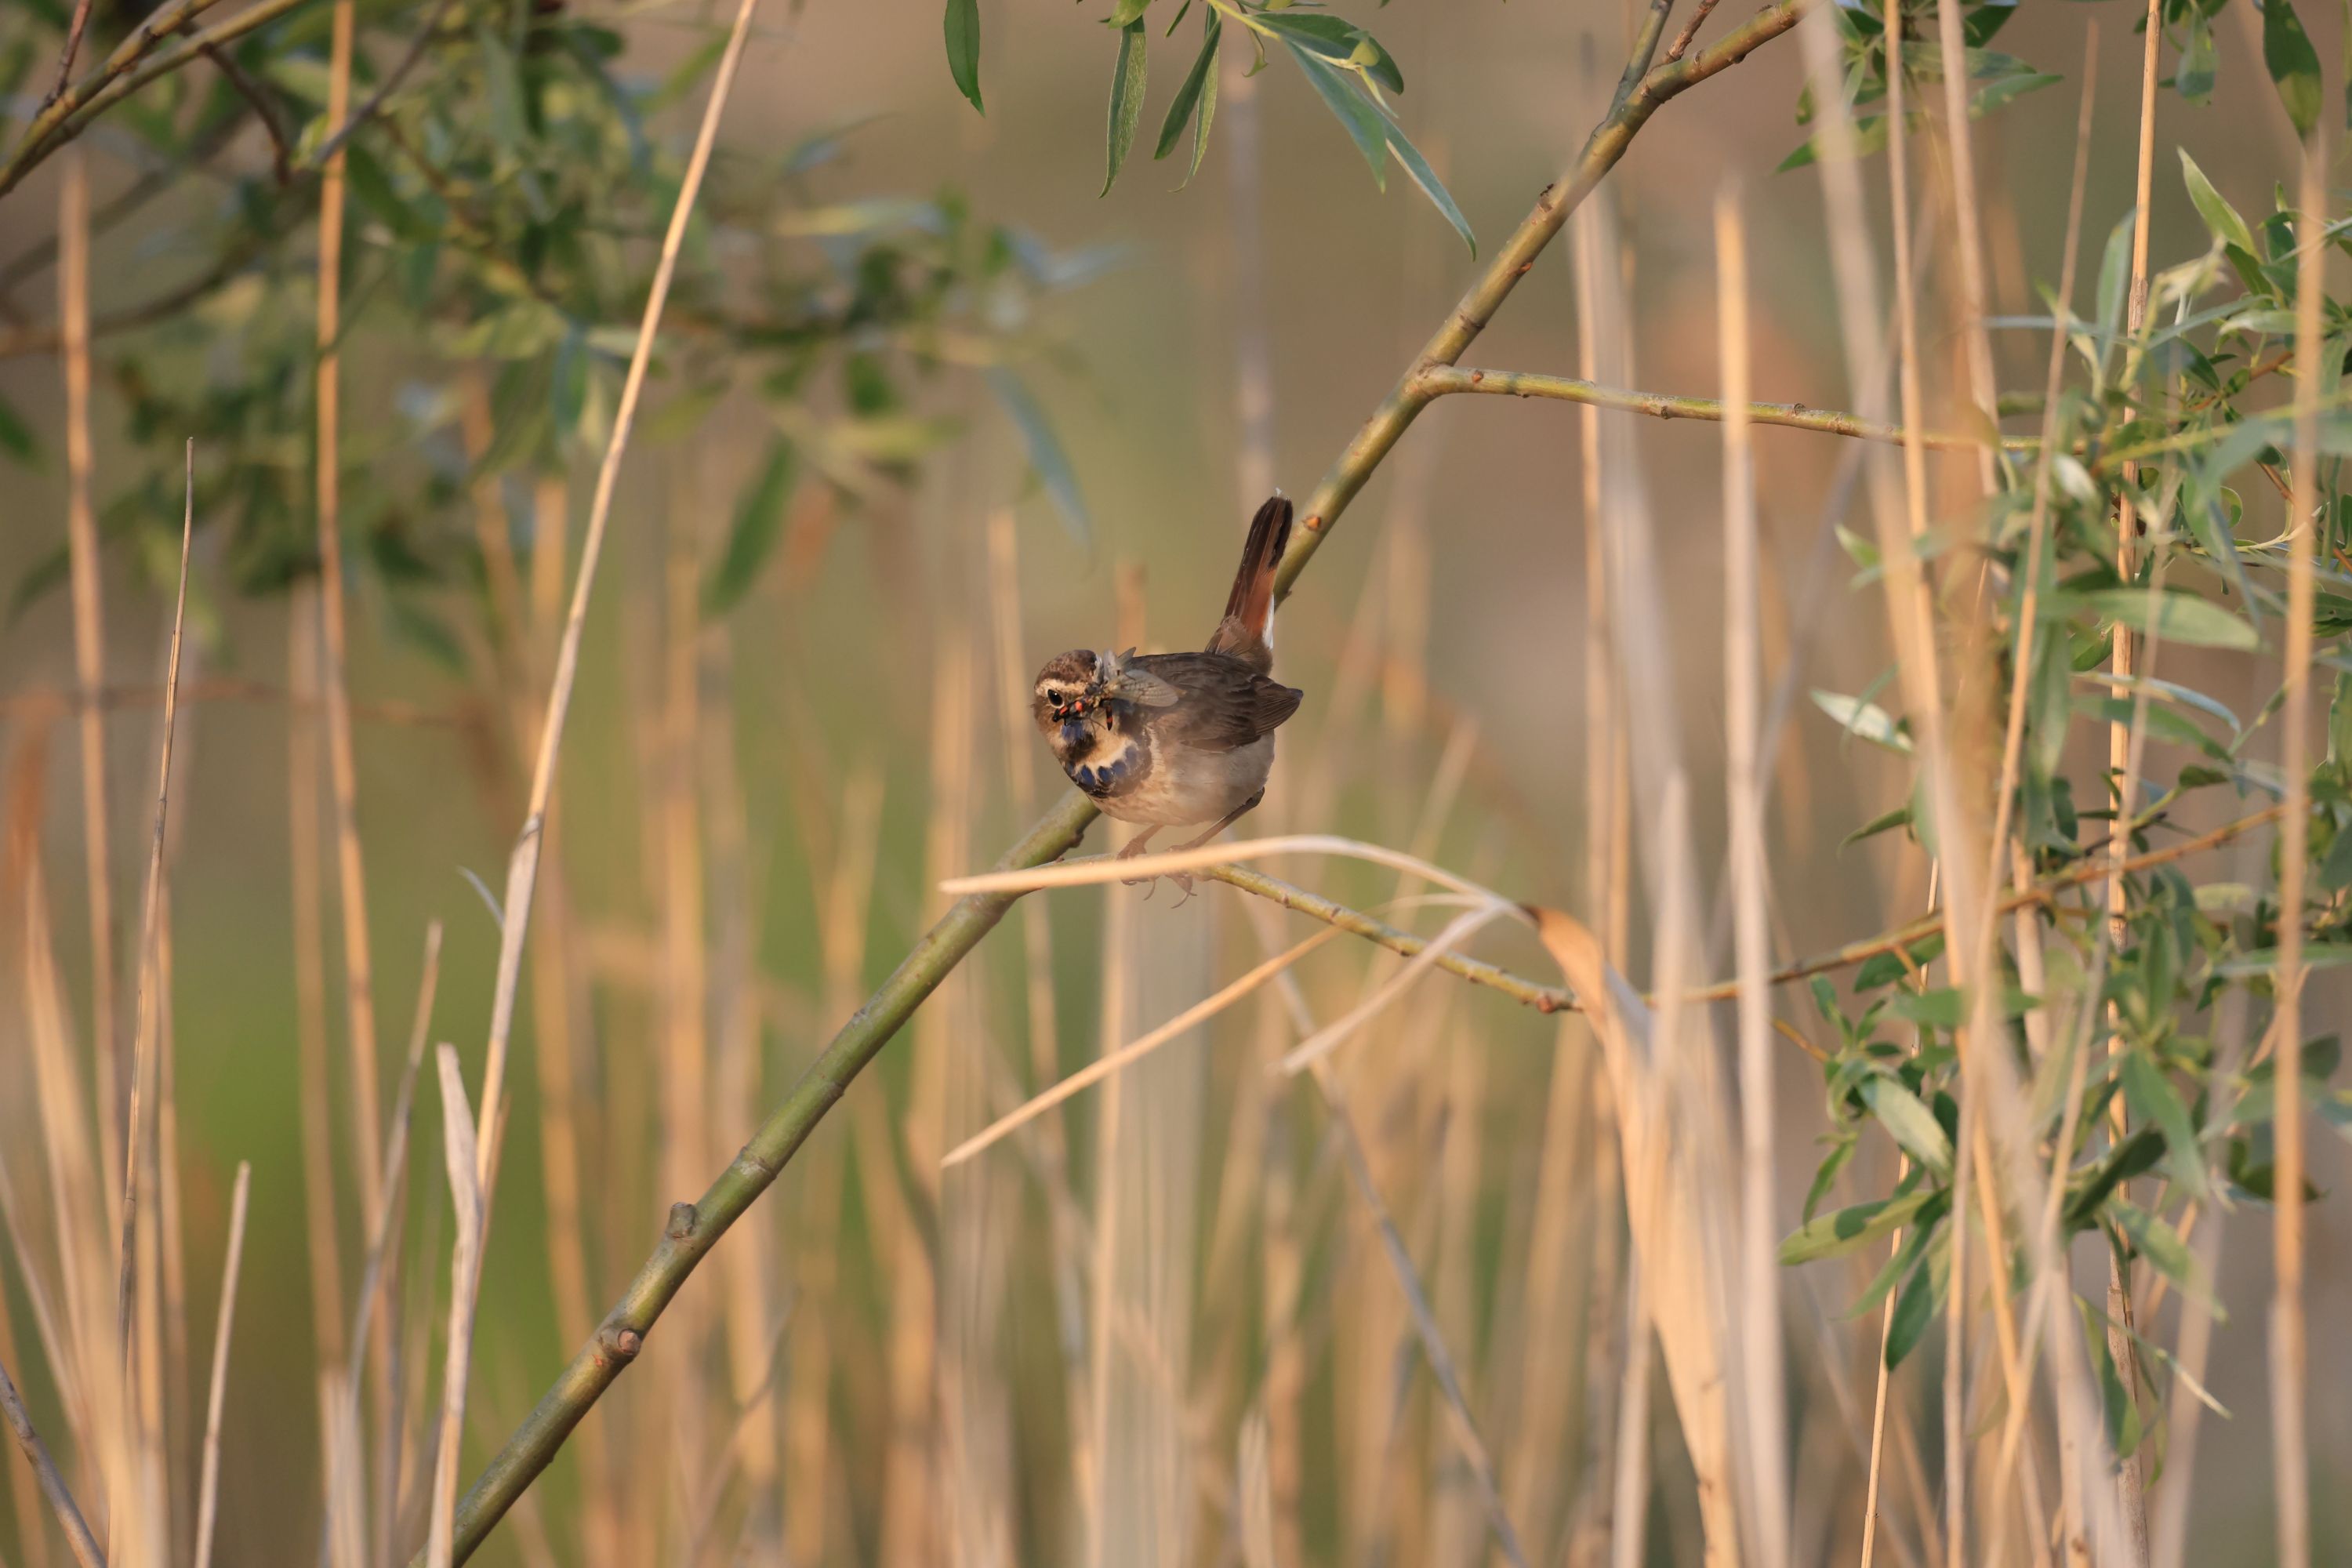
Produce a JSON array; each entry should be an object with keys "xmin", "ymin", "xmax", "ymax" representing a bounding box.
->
[{"xmin": 1033, "ymin": 494, "xmax": 1305, "ymax": 892}]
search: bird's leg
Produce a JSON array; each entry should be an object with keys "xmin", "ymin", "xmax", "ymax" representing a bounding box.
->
[
  {"xmin": 1116, "ymin": 825, "xmax": 1162, "ymax": 888},
  {"xmin": 1167, "ymin": 789, "xmax": 1264, "ymax": 855},
  {"xmin": 1153, "ymin": 790, "xmax": 1266, "ymax": 902}
]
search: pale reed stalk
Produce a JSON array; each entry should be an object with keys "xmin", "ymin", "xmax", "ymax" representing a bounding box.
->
[
  {"xmin": 191, "ymin": 1162, "xmax": 251, "ymax": 1568},
  {"xmin": 2267, "ymin": 129, "xmax": 2325, "ymax": 1568}
]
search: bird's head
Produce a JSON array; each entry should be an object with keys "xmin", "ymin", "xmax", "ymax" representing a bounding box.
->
[{"xmin": 1033, "ymin": 649, "xmax": 1111, "ymax": 760}]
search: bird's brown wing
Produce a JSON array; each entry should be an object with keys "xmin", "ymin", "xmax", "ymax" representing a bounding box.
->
[{"xmin": 1130, "ymin": 652, "xmax": 1302, "ymax": 752}]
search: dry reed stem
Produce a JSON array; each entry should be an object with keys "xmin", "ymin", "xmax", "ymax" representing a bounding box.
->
[
  {"xmin": 2267, "ymin": 132, "xmax": 2324, "ymax": 1568},
  {"xmin": 17, "ymin": 866, "xmax": 115, "ymax": 1532},
  {"xmin": 1719, "ymin": 178, "xmax": 1790, "ymax": 1568},
  {"xmin": 341, "ymin": 925, "xmax": 440, "ymax": 1417},
  {"xmin": 0, "ymin": 1353, "xmax": 104, "ymax": 1568},
  {"xmin": 1857, "ymin": 1160, "xmax": 1908, "ymax": 1568},
  {"xmin": 2100, "ymin": 9, "xmax": 2165, "ymax": 1559},
  {"xmin": 1930, "ymin": 0, "xmax": 2000, "ymax": 486},
  {"xmin": 1881, "ymin": 7, "xmax": 1967, "ymax": 1561},
  {"xmin": 113, "ymin": 444, "xmax": 192, "ymax": 1430},
  {"xmin": 1982, "ymin": 26, "xmax": 2100, "ymax": 973},
  {"xmin": 313, "ymin": 0, "xmax": 388, "ymax": 1261},
  {"xmin": 58, "ymin": 147, "xmax": 120, "ymax": 1225},
  {"xmin": 426, "ymin": 1045, "xmax": 486, "ymax": 1568},
  {"xmin": 1928, "ymin": 0, "xmax": 2028, "ymax": 1547},
  {"xmin": 1571, "ymin": 176, "xmax": 1630, "ymax": 1568},
  {"xmin": 190, "ymin": 1162, "xmax": 249, "ymax": 1568},
  {"xmin": 468, "ymin": 0, "xmax": 769, "ymax": 1219}
]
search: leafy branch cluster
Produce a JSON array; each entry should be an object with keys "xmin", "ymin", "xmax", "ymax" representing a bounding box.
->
[
  {"xmin": 1788, "ymin": 7, "xmax": 2352, "ymax": 1475},
  {"xmin": 1, "ymin": 0, "xmax": 1102, "ymax": 648},
  {"xmin": 942, "ymin": 0, "xmax": 1475, "ymax": 253}
]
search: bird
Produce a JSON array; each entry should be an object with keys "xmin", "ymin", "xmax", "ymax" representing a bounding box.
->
[{"xmin": 1033, "ymin": 493, "xmax": 1305, "ymax": 895}]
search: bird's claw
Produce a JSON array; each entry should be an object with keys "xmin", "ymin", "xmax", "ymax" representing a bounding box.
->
[{"xmin": 1120, "ymin": 869, "xmax": 1195, "ymax": 902}]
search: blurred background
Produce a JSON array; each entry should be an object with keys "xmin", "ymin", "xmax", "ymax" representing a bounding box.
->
[{"xmin": 0, "ymin": 1, "xmax": 2346, "ymax": 1564}]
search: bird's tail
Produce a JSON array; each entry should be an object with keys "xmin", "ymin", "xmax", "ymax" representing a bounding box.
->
[{"xmin": 1218, "ymin": 492, "xmax": 1293, "ymax": 651}]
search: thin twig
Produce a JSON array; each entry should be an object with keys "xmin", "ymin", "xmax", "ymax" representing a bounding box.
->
[
  {"xmin": 113, "ymin": 438, "xmax": 194, "ymax": 1406},
  {"xmin": 1664, "ymin": 0, "xmax": 1723, "ymax": 64},
  {"xmin": 303, "ymin": 0, "xmax": 463, "ymax": 172},
  {"xmin": 45, "ymin": 0, "xmax": 98, "ymax": 107},
  {"xmin": 0, "ymin": 1355, "xmax": 107, "ymax": 1568},
  {"xmin": 191, "ymin": 1161, "xmax": 252, "ymax": 1568},
  {"xmin": 1413, "ymin": 364, "xmax": 2025, "ymax": 451},
  {"xmin": 196, "ymin": 41, "xmax": 289, "ymax": 183}
]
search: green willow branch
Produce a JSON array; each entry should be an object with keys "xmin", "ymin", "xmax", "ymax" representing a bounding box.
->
[
  {"xmin": 1271, "ymin": 0, "xmax": 1809, "ymax": 597},
  {"xmin": 1414, "ymin": 364, "xmax": 2038, "ymax": 453},
  {"xmin": 0, "ymin": 0, "xmax": 327, "ymax": 201},
  {"xmin": 438, "ymin": 3, "xmax": 1814, "ymax": 1559}
]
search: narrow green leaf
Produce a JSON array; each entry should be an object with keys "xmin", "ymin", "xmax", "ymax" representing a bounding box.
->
[
  {"xmin": 0, "ymin": 389, "xmax": 37, "ymax": 464},
  {"xmin": 1885, "ymin": 1236, "xmax": 1945, "ymax": 1368},
  {"xmin": 1381, "ymin": 113, "xmax": 1476, "ymax": 256},
  {"xmin": 1102, "ymin": 19, "xmax": 1149, "ymax": 197},
  {"xmin": 944, "ymin": 0, "xmax": 983, "ymax": 114},
  {"xmin": 2263, "ymin": 0, "xmax": 2322, "ymax": 137},
  {"xmin": 1862, "ymin": 1075, "xmax": 1955, "ymax": 1177},
  {"xmin": 1153, "ymin": 9, "xmax": 1219, "ymax": 163},
  {"xmin": 1844, "ymin": 1192, "xmax": 1946, "ymax": 1318},
  {"xmin": 985, "ymin": 367, "xmax": 1091, "ymax": 546},
  {"xmin": 1285, "ymin": 43, "xmax": 1386, "ymax": 191},
  {"xmin": 704, "ymin": 437, "xmax": 796, "ymax": 615},
  {"xmin": 2112, "ymin": 1200, "xmax": 2223, "ymax": 1318},
  {"xmin": 1185, "ymin": 20, "xmax": 1219, "ymax": 186},
  {"xmin": 2096, "ymin": 209, "xmax": 2136, "ymax": 346},
  {"xmin": 2179, "ymin": 149, "xmax": 2256, "ymax": 256},
  {"xmin": 1842, "ymin": 804, "xmax": 1911, "ymax": 848},
  {"xmin": 2118, "ymin": 1049, "xmax": 2209, "ymax": 1200},
  {"xmin": 2054, "ymin": 589, "xmax": 2260, "ymax": 652},
  {"xmin": 1780, "ymin": 1189, "xmax": 1936, "ymax": 1265},
  {"xmin": 1811, "ymin": 688, "xmax": 1914, "ymax": 753},
  {"xmin": 2176, "ymin": 9, "xmax": 2216, "ymax": 103}
]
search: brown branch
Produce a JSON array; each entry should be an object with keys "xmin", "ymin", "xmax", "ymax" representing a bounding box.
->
[
  {"xmin": 45, "ymin": 0, "xmax": 99, "ymax": 108},
  {"xmin": 303, "ymin": 0, "xmax": 462, "ymax": 172},
  {"xmin": 198, "ymin": 40, "xmax": 290, "ymax": 184},
  {"xmin": 1665, "ymin": 0, "xmax": 1725, "ymax": 63},
  {"xmin": 0, "ymin": 233, "xmax": 261, "ymax": 359},
  {"xmin": 1414, "ymin": 364, "xmax": 2034, "ymax": 452}
]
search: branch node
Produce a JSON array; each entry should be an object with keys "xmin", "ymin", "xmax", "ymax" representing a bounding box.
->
[
  {"xmin": 663, "ymin": 1201, "xmax": 698, "ymax": 1240},
  {"xmin": 595, "ymin": 1325, "xmax": 643, "ymax": 1367}
]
